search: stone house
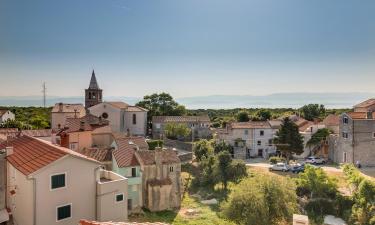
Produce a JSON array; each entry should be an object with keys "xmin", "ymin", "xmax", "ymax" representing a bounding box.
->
[
  {"xmin": 353, "ymin": 98, "xmax": 375, "ymax": 112},
  {"xmin": 51, "ymin": 103, "xmax": 86, "ymax": 130},
  {"xmin": 335, "ymin": 111, "xmax": 375, "ymax": 166},
  {"xmin": 152, "ymin": 116, "xmax": 211, "ymax": 140},
  {"xmin": 89, "ymin": 102, "xmax": 148, "ymax": 136},
  {"xmin": 216, "ymin": 121, "xmax": 277, "ymax": 159},
  {"xmin": 323, "ymin": 114, "xmax": 340, "ymax": 134},
  {"xmin": 0, "ymin": 109, "xmax": 15, "ymax": 124},
  {"xmin": 135, "ymin": 148, "xmax": 182, "ymax": 212},
  {"xmin": 111, "ymin": 135, "xmax": 148, "ymax": 214},
  {"xmin": 0, "ymin": 135, "xmax": 128, "ymax": 225}
]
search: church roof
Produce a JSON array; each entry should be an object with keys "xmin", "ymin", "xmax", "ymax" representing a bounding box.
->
[{"xmin": 89, "ymin": 70, "xmax": 100, "ymax": 89}]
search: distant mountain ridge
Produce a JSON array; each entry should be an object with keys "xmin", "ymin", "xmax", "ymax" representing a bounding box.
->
[{"xmin": 0, "ymin": 92, "xmax": 373, "ymax": 109}]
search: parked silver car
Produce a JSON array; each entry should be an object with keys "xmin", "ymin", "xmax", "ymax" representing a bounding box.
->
[
  {"xmin": 269, "ymin": 163, "xmax": 289, "ymax": 172},
  {"xmin": 305, "ymin": 156, "xmax": 326, "ymax": 164}
]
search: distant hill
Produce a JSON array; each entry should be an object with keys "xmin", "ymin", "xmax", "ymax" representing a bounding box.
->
[{"xmin": 0, "ymin": 92, "xmax": 373, "ymax": 109}]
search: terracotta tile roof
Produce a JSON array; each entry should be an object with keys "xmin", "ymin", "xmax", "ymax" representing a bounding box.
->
[
  {"xmin": 152, "ymin": 115, "xmax": 210, "ymax": 123},
  {"xmin": 136, "ymin": 150, "xmax": 180, "ymax": 165},
  {"xmin": 51, "ymin": 103, "xmax": 85, "ymax": 113},
  {"xmin": 353, "ymin": 98, "xmax": 375, "ymax": 108},
  {"xmin": 323, "ymin": 114, "xmax": 340, "ymax": 126},
  {"xmin": 230, "ymin": 121, "xmax": 271, "ymax": 129},
  {"xmin": 59, "ymin": 114, "xmax": 109, "ymax": 134},
  {"xmin": 0, "ymin": 128, "xmax": 18, "ymax": 134},
  {"xmin": 298, "ymin": 121, "xmax": 314, "ymax": 132},
  {"xmin": 268, "ymin": 120, "xmax": 283, "ymax": 129},
  {"xmin": 113, "ymin": 136, "xmax": 149, "ymax": 167},
  {"xmin": 125, "ymin": 106, "xmax": 148, "ymax": 112},
  {"xmin": 0, "ymin": 109, "xmax": 11, "ymax": 117},
  {"xmin": 346, "ymin": 111, "xmax": 375, "ymax": 120},
  {"xmin": 107, "ymin": 102, "xmax": 130, "ymax": 109},
  {"xmin": 78, "ymin": 147, "xmax": 112, "ymax": 162},
  {"xmin": 21, "ymin": 129, "xmax": 52, "ymax": 137},
  {"xmin": 79, "ymin": 220, "xmax": 170, "ymax": 225},
  {"xmin": 0, "ymin": 135, "xmax": 99, "ymax": 176}
]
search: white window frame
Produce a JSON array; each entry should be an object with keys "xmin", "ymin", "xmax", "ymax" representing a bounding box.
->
[
  {"xmin": 115, "ymin": 193, "xmax": 125, "ymax": 203},
  {"xmin": 56, "ymin": 203, "xmax": 72, "ymax": 222},
  {"xmin": 50, "ymin": 172, "xmax": 67, "ymax": 191}
]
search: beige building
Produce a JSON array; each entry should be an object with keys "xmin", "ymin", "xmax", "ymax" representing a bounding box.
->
[
  {"xmin": 135, "ymin": 149, "xmax": 182, "ymax": 212},
  {"xmin": 0, "ymin": 135, "xmax": 128, "ymax": 225},
  {"xmin": 51, "ymin": 103, "xmax": 86, "ymax": 130},
  {"xmin": 89, "ymin": 102, "xmax": 148, "ymax": 136},
  {"xmin": 0, "ymin": 109, "xmax": 15, "ymax": 124}
]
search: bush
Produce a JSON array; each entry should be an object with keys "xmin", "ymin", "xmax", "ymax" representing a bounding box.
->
[
  {"xmin": 269, "ymin": 156, "xmax": 285, "ymax": 164},
  {"xmin": 147, "ymin": 140, "xmax": 163, "ymax": 150}
]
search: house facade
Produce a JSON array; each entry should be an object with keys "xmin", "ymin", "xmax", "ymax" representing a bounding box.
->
[
  {"xmin": 0, "ymin": 135, "xmax": 128, "ymax": 225},
  {"xmin": 0, "ymin": 109, "xmax": 15, "ymax": 124},
  {"xmin": 51, "ymin": 103, "xmax": 86, "ymax": 130},
  {"xmin": 135, "ymin": 148, "xmax": 182, "ymax": 212},
  {"xmin": 152, "ymin": 116, "xmax": 211, "ymax": 140},
  {"xmin": 216, "ymin": 121, "xmax": 277, "ymax": 159},
  {"xmin": 89, "ymin": 102, "xmax": 148, "ymax": 136},
  {"xmin": 111, "ymin": 135, "xmax": 148, "ymax": 214}
]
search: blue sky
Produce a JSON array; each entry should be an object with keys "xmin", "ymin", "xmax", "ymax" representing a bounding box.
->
[{"xmin": 0, "ymin": 0, "xmax": 375, "ymax": 98}]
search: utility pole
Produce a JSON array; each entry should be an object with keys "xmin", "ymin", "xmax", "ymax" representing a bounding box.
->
[{"xmin": 42, "ymin": 82, "xmax": 47, "ymax": 108}]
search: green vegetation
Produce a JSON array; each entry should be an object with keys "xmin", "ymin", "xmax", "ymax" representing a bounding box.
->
[
  {"xmin": 269, "ymin": 156, "xmax": 286, "ymax": 164},
  {"xmin": 235, "ymin": 110, "xmax": 250, "ymax": 122},
  {"xmin": 146, "ymin": 139, "xmax": 164, "ymax": 150},
  {"xmin": 221, "ymin": 174, "xmax": 298, "ymax": 225},
  {"xmin": 300, "ymin": 104, "xmax": 326, "ymax": 121},
  {"xmin": 164, "ymin": 122, "xmax": 191, "ymax": 140},
  {"xmin": 273, "ymin": 117, "xmax": 304, "ymax": 162},
  {"xmin": 0, "ymin": 107, "xmax": 51, "ymax": 129},
  {"xmin": 306, "ymin": 128, "xmax": 331, "ymax": 148}
]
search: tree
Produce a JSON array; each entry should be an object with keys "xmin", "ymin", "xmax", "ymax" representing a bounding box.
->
[
  {"xmin": 236, "ymin": 110, "xmax": 250, "ymax": 122},
  {"xmin": 300, "ymin": 104, "xmax": 326, "ymax": 121},
  {"xmin": 193, "ymin": 139, "xmax": 213, "ymax": 162},
  {"xmin": 136, "ymin": 93, "xmax": 186, "ymax": 125},
  {"xmin": 213, "ymin": 141, "xmax": 234, "ymax": 156},
  {"xmin": 164, "ymin": 123, "xmax": 190, "ymax": 140},
  {"xmin": 306, "ymin": 128, "xmax": 331, "ymax": 148},
  {"xmin": 0, "ymin": 119, "xmax": 32, "ymax": 130},
  {"xmin": 273, "ymin": 117, "xmax": 304, "ymax": 162},
  {"xmin": 350, "ymin": 180, "xmax": 375, "ymax": 225},
  {"xmin": 256, "ymin": 109, "xmax": 272, "ymax": 121},
  {"xmin": 296, "ymin": 164, "xmax": 338, "ymax": 199},
  {"xmin": 221, "ymin": 175, "xmax": 298, "ymax": 225}
]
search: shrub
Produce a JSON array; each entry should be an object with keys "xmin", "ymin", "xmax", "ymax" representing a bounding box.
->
[
  {"xmin": 147, "ymin": 140, "xmax": 163, "ymax": 150},
  {"xmin": 305, "ymin": 199, "xmax": 335, "ymax": 224},
  {"xmin": 269, "ymin": 156, "xmax": 285, "ymax": 164}
]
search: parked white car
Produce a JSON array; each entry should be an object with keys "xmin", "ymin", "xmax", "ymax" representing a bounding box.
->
[
  {"xmin": 269, "ymin": 163, "xmax": 289, "ymax": 172},
  {"xmin": 305, "ymin": 156, "xmax": 326, "ymax": 164}
]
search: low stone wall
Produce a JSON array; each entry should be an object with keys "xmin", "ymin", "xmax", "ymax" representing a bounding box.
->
[{"xmin": 164, "ymin": 139, "xmax": 193, "ymax": 152}]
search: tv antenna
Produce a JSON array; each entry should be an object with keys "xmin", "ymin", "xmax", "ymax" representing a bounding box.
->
[{"xmin": 42, "ymin": 82, "xmax": 47, "ymax": 108}]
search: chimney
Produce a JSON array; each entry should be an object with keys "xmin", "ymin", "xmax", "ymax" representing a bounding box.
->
[
  {"xmin": 58, "ymin": 102, "xmax": 63, "ymax": 112},
  {"xmin": 6, "ymin": 146, "xmax": 13, "ymax": 156},
  {"xmin": 80, "ymin": 121, "xmax": 85, "ymax": 131},
  {"xmin": 367, "ymin": 111, "xmax": 373, "ymax": 119},
  {"xmin": 74, "ymin": 109, "xmax": 78, "ymax": 118}
]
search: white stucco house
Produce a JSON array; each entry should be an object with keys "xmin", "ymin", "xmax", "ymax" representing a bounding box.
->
[
  {"xmin": 88, "ymin": 102, "xmax": 148, "ymax": 136},
  {"xmin": 216, "ymin": 121, "xmax": 277, "ymax": 159},
  {"xmin": 0, "ymin": 135, "xmax": 128, "ymax": 225},
  {"xmin": 0, "ymin": 109, "xmax": 15, "ymax": 124}
]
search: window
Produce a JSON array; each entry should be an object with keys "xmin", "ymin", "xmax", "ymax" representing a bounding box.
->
[
  {"xmin": 128, "ymin": 199, "xmax": 132, "ymax": 210},
  {"xmin": 116, "ymin": 193, "xmax": 124, "ymax": 202},
  {"xmin": 102, "ymin": 112, "xmax": 108, "ymax": 119},
  {"xmin": 343, "ymin": 117, "xmax": 349, "ymax": 124},
  {"xmin": 268, "ymin": 139, "xmax": 273, "ymax": 146},
  {"xmin": 170, "ymin": 166, "xmax": 174, "ymax": 172},
  {"xmin": 260, "ymin": 130, "xmax": 264, "ymax": 136},
  {"xmin": 132, "ymin": 114, "xmax": 137, "ymax": 125},
  {"xmin": 244, "ymin": 130, "xmax": 248, "ymax": 135},
  {"xmin": 343, "ymin": 152, "xmax": 347, "ymax": 163},
  {"xmin": 155, "ymin": 123, "xmax": 161, "ymax": 129},
  {"xmin": 57, "ymin": 204, "xmax": 71, "ymax": 221},
  {"xmin": 131, "ymin": 168, "xmax": 136, "ymax": 177},
  {"xmin": 51, "ymin": 173, "xmax": 66, "ymax": 190},
  {"xmin": 69, "ymin": 142, "xmax": 78, "ymax": 151},
  {"xmin": 257, "ymin": 140, "xmax": 261, "ymax": 146},
  {"xmin": 373, "ymin": 132, "xmax": 375, "ymax": 138},
  {"xmin": 342, "ymin": 132, "xmax": 349, "ymax": 139}
]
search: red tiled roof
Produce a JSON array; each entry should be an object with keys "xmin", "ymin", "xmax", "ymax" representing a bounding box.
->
[
  {"xmin": 21, "ymin": 129, "xmax": 52, "ymax": 137},
  {"xmin": 152, "ymin": 116, "xmax": 210, "ymax": 123},
  {"xmin": 58, "ymin": 114, "xmax": 109, "ymax": 134},
  {"xmin": 230, "ymin": 121, "xmax": 270, "ymax": 129},
  {"xmin": 79, "ymin": 220, "xmax": 170, "ymax": 225},
  {"xmin": 107, "ymin": 102, "xmax": 129, "ymax": 109},
  {"xmin": 353, "ymin": 98, "xmax": 375, "ymax": 108},
  {"xmin": 51, "ymin": 103, "xmax": 85, "ymax": 113},
  {"xmin": 125, "ymin": 106, "xmax": 148, "ymax": 112},
  {"xmin": 113, "ymin": 136, "xmax": 149, "ymax": 167},
  {"xmin": 136, "ymin": 150, "xmax": 180, "ymax": 165},
  {"xmin": 323, "ymin": 114, "xmax": 340, "ymax": 126},
  {"xmin": 0, "ymin": 135, "xmax": 99, "ymax": 176},
  {"xmin": 347, "ymin": 111, "xmax": 375, "ymax": 120},
  {"xmin": 78, "ymin": 147, "xmax": 112, "ymax": 162}
]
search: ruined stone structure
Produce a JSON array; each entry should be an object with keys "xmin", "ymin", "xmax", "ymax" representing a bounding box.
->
[{"xmin": 135, "ymin": 149, "xmax": 182, "ymax": 212}]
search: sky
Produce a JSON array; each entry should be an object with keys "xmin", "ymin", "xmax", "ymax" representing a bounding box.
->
[{"xmin": 0, "ymin": 0, "xmax": 375, "ymax": 98}]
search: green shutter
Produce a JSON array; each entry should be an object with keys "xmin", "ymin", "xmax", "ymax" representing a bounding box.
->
[
  {"xmin": 57, "ymin": 205, "xmax": 71, "ymax": 220},
  {"xmin": 116, "ymin": 194, "xmax": 124, "ymax": 202},
  {"xmin": 51, "ymin": 174, "xmax": 66, "ymax": 189}
]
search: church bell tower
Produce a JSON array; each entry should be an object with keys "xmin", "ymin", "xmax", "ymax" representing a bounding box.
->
[{"xmin": 85, "ymin": 70, "xmax": 103, "ymax": 108}]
